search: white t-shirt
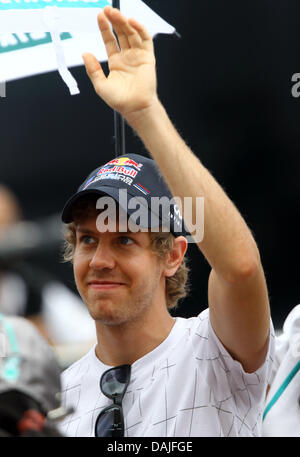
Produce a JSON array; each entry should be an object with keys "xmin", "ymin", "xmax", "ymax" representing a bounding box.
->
[
  {"xmin": 263, "ymin": 304, "xmax": 300, "ymax": 437},
  {"xmin": 58, "ymin": 308, "xmax": 275, "ymax": 437}
]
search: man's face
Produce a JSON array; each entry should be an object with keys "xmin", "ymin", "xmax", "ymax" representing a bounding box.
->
[{"xmin": 73, "ymin": 210, "xmax": 167, "ymax": 326}]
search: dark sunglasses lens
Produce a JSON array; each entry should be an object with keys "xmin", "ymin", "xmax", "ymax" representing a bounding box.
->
[
  {"xmin": 101, "ymin": 366, "xmax": 130, "ymax": 397},
  {"xmin": 95, "ymin": 406, "xmax": 123, "ymax": 437}
]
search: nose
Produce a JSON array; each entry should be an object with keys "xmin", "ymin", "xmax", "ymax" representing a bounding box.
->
[{"xmin": 89, "ymin": 241, "xmax": 116, "ymax": 271}]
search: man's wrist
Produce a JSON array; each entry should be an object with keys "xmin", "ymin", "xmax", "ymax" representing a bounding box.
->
[{"xmin": 124, "ymin": 96, "xmax": 164, "ymax": 133}]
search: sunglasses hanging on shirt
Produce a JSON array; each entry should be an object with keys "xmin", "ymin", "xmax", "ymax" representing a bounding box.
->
[{"xmin": 95, "ymin": 364, "xmax": 131, "ymax": 437}]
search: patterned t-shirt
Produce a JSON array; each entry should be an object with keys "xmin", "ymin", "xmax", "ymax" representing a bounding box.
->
[{"xmin": 58, "ymin": 308, "xmax": 275, "ymax": 437}]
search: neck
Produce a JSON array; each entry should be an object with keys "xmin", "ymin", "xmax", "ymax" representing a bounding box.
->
[{"xmin": 94, "ymin": 306, "xmax": 175, "ymax": 366}]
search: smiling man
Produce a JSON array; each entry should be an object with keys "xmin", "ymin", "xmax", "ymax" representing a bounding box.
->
[
  {"xmin": 73, "ymin": 224, "xmax": 177, "ymax": 331},
  {"xmin": 57, "ymin": 6, "xmax": 274, "ymax": 437},
  {"xmin": 61, "ymin": 156, "xmax": 189, "ymax": 368}
]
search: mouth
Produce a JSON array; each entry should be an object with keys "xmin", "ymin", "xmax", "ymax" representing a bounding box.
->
[{"xmin": 87, "ymin": 281, "xmax": 125, "ymax": 290}]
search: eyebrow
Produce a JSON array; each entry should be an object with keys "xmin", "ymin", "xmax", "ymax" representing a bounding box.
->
[
  {"xmin": 75, "ymin": 227, "xmax": 96, "ymax": 235},
  {"xmin": 76, "ymin": 226, "xmax": 144, "ymax": 237}
]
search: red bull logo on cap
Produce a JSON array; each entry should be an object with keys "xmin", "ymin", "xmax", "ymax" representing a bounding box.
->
[
  {"xmin": 105, "ymin": 157, "xmax": 143, "ymax": 171},
  {"xmin": 82, "ymin": 157, "xmax": 143, "ymax": 190},
  {"xmin": 97, "ymin": 166, "xmax": 137, "ymax": 178}
]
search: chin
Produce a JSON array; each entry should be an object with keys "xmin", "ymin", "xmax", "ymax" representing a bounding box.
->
[
  {"xmin": 87, "ymin": 301, "xmax": 128, "ymax": 326},
  {"xmin": 95, "ymin": 316, "xmax": 129, "ymax": 326}
]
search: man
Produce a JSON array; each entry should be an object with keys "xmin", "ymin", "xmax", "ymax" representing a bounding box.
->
[{"xmin": 58, "ymin": 6, "xmax": 274, "ymax": 437}]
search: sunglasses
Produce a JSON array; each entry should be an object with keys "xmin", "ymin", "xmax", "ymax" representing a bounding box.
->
[{"xmin": 95, "ymin": 364, "xmax": 131, "ymax": 437}]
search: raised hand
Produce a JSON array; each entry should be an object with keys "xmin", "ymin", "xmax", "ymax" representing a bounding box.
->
[{"xmin": 83, "ymin": 6, "xmax": 158, "ymax": 121}]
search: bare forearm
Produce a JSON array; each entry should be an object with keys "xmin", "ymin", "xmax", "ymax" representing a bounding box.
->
[
  {"xmin": 126, "ymin": 98, "xmax": 260, "ymax": 282},
  {"xmin": 84, "ymin": 6, "xmax": 261, "ymax": 284}
]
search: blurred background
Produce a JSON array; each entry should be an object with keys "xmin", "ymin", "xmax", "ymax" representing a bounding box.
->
[{"xmin": 0, "ymin": 0, "xmax": 299, "ymax": 366}]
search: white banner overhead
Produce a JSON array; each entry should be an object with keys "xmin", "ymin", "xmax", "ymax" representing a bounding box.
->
[{"xmin": 0, "ymin": 0, "xmax": 176, "ymax": 94}]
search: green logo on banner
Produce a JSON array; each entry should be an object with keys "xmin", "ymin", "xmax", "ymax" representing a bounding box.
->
[
  {"xmin": 0, "ymin": 0, "xmax": 110, "ymax": 10},
  {"xmin": 0, "ymin": 32, "xmax": 72, "ymax": 53}
]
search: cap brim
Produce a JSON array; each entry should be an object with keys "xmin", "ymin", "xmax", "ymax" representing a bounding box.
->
[
  {"xmin": 61, "ymin": 186, "xmax": 158, "ymax": 230},
  {"xmin": 62, "ymin": 186, "xmax": 189, "ymax": 237},
  {"xmin": 62, "ymin": 188, "xmax": 119, "ymax": 223}
]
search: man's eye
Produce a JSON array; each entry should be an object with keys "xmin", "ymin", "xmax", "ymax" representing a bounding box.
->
[
  {"xmin": 119, "ymin": 236, "xmax": 134, "ymax": 246},
  {"xmin": 80, "ymin": 235, "xmax": 96, "ymax": 245}
]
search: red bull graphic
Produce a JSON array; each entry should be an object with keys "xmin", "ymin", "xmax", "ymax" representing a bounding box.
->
[
  {"xmin": 82, "ymin": 157, "xmax": 143, "ymax": 190},
  {"xmin": 97, "ymin": 166, "xmax": 138, "ymax": 178},
  {"xmin": 105, "ymin": 157, "xmax": 143, "ymax": 171}
]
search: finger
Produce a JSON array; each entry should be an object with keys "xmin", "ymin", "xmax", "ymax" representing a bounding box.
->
[
  {"xmin": 103, "ymin": 6, "xmax": 131, "ymax": 50},
  {"xmin": 97, "ymin": 11, "xmax": 120, "ymax": 57},
  {"xmin": 128, "ymin": 17, "xmax": 153, "ymax": 50},
  {"xmin": 112, "ymin": 24, "xmax": 133, "ymax": 50},
  {"xmin": 104, "ymin": 7, "xmax": 143, "ymax": 49},
  {"xmin": 111, "ymin": 25, "xmax": 131, "ymax": 51},
  {"xmin": 82, "ymin": 53, "xmax": 106, "ymax": 90}
]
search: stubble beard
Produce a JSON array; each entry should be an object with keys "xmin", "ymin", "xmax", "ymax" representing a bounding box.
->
[{"xmin": 83, "ymin": 268, "xmax": 162, "ymax": 327}]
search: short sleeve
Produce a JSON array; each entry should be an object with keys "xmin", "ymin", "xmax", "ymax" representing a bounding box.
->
[{"xmin": 191, "ymin": 308, "xmax": 275, "ymax": 406}]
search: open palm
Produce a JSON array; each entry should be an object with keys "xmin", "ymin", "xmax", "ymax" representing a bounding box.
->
[{"xmin": 83, "ymin": 7, "xmax": 157, "ymax": 119}]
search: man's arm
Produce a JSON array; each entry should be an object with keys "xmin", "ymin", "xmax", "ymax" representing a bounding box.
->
[{"xmin": 83, "ymin": 6, "xmax": 271, "ymax": 373}]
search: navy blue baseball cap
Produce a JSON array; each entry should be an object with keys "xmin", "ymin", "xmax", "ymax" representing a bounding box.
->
[{"xmin": 61, "ymin": 154, "xmax": 188, "ymax": 238}]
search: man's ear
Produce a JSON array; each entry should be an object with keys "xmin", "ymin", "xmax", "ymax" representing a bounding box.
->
[{"xmin": 163, "ymin": 236, "xmax": 188, "ymax": 277}]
